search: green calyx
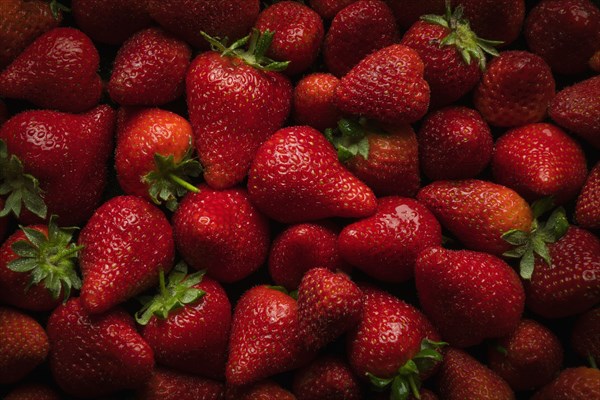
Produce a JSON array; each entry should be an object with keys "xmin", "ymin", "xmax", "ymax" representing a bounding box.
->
[
  {"xmin": 0, "ymin": 140, "xmax": 47, "ymax": 219},
  {"xmin": 324, "ymin": 118, "xmax": 381, "ymax": 162},
  {"xmin": 49, "ymin": 0, "xmax": 70, "ymax": 19},
  {"xmin": 135, "ymin": 262, "xmax": 206, "ymax": 326},
  {"xmin": 367, "ymin": 338, "xmax": 447, "ymax": 400},
  {"xmin": 8, "ymin": 215, "xmax": 82, "ymax": 301},
  {"xmin": 502, "ymin": 197, "xmax": 569, "ymax": 280},
  {"xmin": 420, "ymin": 0, "xmax": 502, "ymax": 70},
  {"xmin": 201, "ymin": 29, "xmax": 290, "ymax": 72}
]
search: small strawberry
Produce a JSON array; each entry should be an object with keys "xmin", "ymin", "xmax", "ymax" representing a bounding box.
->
[
  {"xmin": 4, "ymin": 383, "xmax": 61, "ymax": 400},
  {"xmin": 293, "ymin": 73, "xmax": 342, "ymax": 131},
  {"xmin": 0, "ymin": 27, "xmax": 102, "ymax": 113},
  {"xmin": 226, "ymin": 380, "xmax": 296, "ymax": 400},
  {"xmin": 571, "ymin": 308, "xmax": 600, "ymax": 365},
  {"xmin": 533, "ymin": 367, "xmax": 600, "ymax": 400},
  {"xmin": 78, "ymin": 196, "xmax": 175, "ymax": 314},
  {"xmin": 293, "ymin": 355, "xmax": 363, "ymax": 400},
  {"xmin": 323, "ymin": 0, "xmax": 399, "ymax": 77},
  {"xmin": 0, "ymin": 306, "xmax": 49, "ymax": 385},
  {"xmin": 137, "ymin": 368, "xmax": 224, "ymax": 400},
  {"xmin": 308, "ymin": 0, "xmax": 358, "ymax": 20},
  {"xmin": 247, "ymin": 126, "xmax": 377, "ymax": 223},
  {"xmin": 453, "ymin": 0, "xmax": 525, "ymax": 45},
  {"xmin": 474, "ymin": 51, "xmax": 555, "ymax": 127}
]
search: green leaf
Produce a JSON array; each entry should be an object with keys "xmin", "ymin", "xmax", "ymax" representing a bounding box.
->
[
  {"xmin": 501, "ymin": 229, "xmax": 529, "ymax": 246},
  {"xmin": 519, "ymin": 248, "xmax": 535, "ymax": 280},
  {"xmin": 542, "ymin": 207, "xmax": 569, "ymax": 242},
  {"xmin": 11, "ymin": 240, "xmax": 38, "ymax": 258},
  {"xmin": 49, "ymin": 0, "xmax": 70, "ymax": 19},
  {"xmin": 495, "ymin": 345, "xmax": 508, "ymax": 356},
  {"xmin": 366, "ymin": 372, "xmax": 393, "ymax": 390},
  {"xmin": 531, "ymin": 197, "xmax": 555, "ymax": 219},
  {"xmin": 337, "ymin": 119, "xmax": 365, "ymax": 138},
  {"xmin": 398, "ymin": 360, "xmax": 419, "ymax": 376},
  {"xmin": 7, "ymin": 258, "xmax": 38, "ymax": 273},
  {"xmin": 391, "ymin": 377, "xmax": 411, "ymax": 400},
  {"xmin": 21, "ymin": 227, "xmax": 47, "ymax": 248}
]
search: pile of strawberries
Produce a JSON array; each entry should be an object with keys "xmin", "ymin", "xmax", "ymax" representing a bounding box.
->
[{"xmin": 0, "ymin": 0, "xmax": 599, "ymax": 399}]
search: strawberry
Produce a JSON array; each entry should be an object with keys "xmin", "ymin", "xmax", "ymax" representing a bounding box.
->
[
  {"xmin": 492, "ymin": 123, "xmax": 588, "ymax": 204},
  {"xmin": 334, "ymin": 44, "xmax": 430, "ymax": 125},
  {"xmin": 247, "ymin": 126, "xmax": 377, "ymax": 223},
  {"xmin": 0, "ymin": 306, "xmax": 49, "ymax": 385},
  {"xmin": 488, "ymin": 319, "xmax": 563, "ymax": 391},
  {"xmin": 339, "ymin": 197, "xmax": 442, "ymax": 283},
  {"xmin": 4, "ymin": 383, "xmax": 61, "ymax": 400},
  {"xmin": 308, "ymin": 0, "xmax": 358, "ymax": 20},
  {"xmin": 571, "ymin": 308, "xmax": 600, "ymax": 365},
  {"xmin": 172, "ymin": 185, "xmax": 270, "ymax": 283},
  {"xmin": 137, "ymin": 368, "xmax": 224, "ymax": 400},
  {"xmin": 115, "ymin": 108, "xmax": 201, "ymax": 211},
  {"xmin": 186, "ymin": 30, "xmax": 292, "ymax": 189},
  {"xmin": 293, "ymin": 73, "xmax": 342, "ymax": 131},
  {"xmin": 525, "ymin": 0, "xmax": 600, "ymax": 75},
  {"xmin": 136, "ymin": 263, "xmax": 231, "ymax": 380},
  {"xmin": 269, "ymin": 222, "xmax": 348, "ymax": 290},
  {"xmin": 418, "ymin": 106, "xmax": 493, "ymax": 180},
  {"xmin": 0, "ymin": 105, "xmax": 115, "ymax": 226},
  {"xmin": 297, "ymin": 268, "xmax": 363, "ymax": 352},
  {"xmin": 226, "ymin": 380, "xmax": 296, "ymax": 400},
  {"xmin": 549, "ymin": 75, "xmax": 600, "ymax": 149},
  {"xmin": 533, "ymin": 367, "xmax": 600, "ymax": 400},
  {"xmin": 0, "ymin": 27, "xmax": 102, "ymax": 113},
  {"xmin": 292, "ymin": 355, "xmax": 363, "ymax": 400},
  {"xmin": 436, "ymin": 348, "xmax": 515, "ymax": 400},
  {"xmin": 590, "ymin": 50, "xmax": 600, "ymax": 71},
  {"xmin": 47, "ymin": 298, "xmax": 154, "ymax": 398},
  {"xmin": 387, "ymin": 0, "xmax": 445, "ymax": 29},
  {"xmin": 323, "ymin": 0, "xmax": 399, "ymax": 77},
  {"xmin": 109, "ymin": 28, "xmax": 192, "ymax": 106},
  {"xmin": 255, "ymin": 2, "xmax": 324, "ymax": 76},
  {"xmin": 474, "ymin": 51, "xmax": 555, "ymax": 127},
  {"xmin": 78, "ymin": 196, "xmax": 175, "ymax": 314}
]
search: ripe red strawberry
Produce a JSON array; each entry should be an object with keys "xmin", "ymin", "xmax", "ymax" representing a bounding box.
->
[
  {"xmin": 387, "ymin": 0, "xmax": 445, "ymax": 29},
  {"xmin": 418, "ymin": 106, "xmax": 493, "ymax": 180},
  {"xmin": 492, "ymin": 123, "xmax": 588, "ymax": 204},
  {"xmin": 293, "ymin": 355, "xmax": 363, "ymax": 400},
  {"xmin": 323, "ymin": 0, "xmax": 399, "ymax": 77},
  {"xmin": 0, "ymin": 27, "xmax": 102, "ymax": 113},
  {"xmin": 226, "ymin": 285, "xmax": 306, "ymax": 386},
  {"xmin": 571, "ymin": 308, "xmax": 600, "ymax": 364},
  {"xmin": 186, "ymin": 30, "xmax": 292, "ymax": 189},
  {"xmin": 78, "ymin": 196, "xmax": 175, "ymax": 314},
  {"xmin": 115, "ymin": 108, "xmax": 201, "ymax": 211},
  {"xmin": 525, "ymin": 0, "xmax": 600, "ymax": 75},
  {"xmin": 137, "ymin": 368, "xmax": 224, "ymax": 400},
  {"xmin": 488, "ymin": 319, "xmax": 563, "ymax": 391},
  {"xmin": 436, "ymin": 348, "xmax": 515, "ymax": 400},
  {"xmin": 0, "ymin": 105, "xmax": 115, "ymax": 225},
  {"xmin": 71, "ymin": 0, "xmax": 152, "ymax": 45},
  {"xmin": 226, "ymin": 380, "xmax": 296, "ymax": 400},
  {"xmin": 308, "ymin": 0, "xmax": 358, "ymax": 20},
  {"xmin": 549, "ymin": 75, "xmax": 600, "ymax": 149},
  {"xmin": 173, "ymin": 185, "xmax": 270, "ymax": 283},
  {"xmin": 533, "ymin": 367, "xmax": 600, "ymax": 400},
  {"xmin": 297, "ymin": 268, "xmax": 363, "ymax": 352},
  {"xmin": 339, "ymin": 197, "xmax": 442, "ymax": 283},
  {"xmin": 293, "ymin": 73, "xmax": 342, "ymax": 131},
  {"xmin": 109, "ymin": 28, "xmax": 192, "ymax": 106},
  {"xmin": 47, "ymin": 298, "xmax": 154, "ymax": 398},
  {"xmin": 255, "ymin": 2, "xmax": 324, "ymax": 76},
  {"xmin": 0, "ymin": 306, "xmax": 49, "ymax": 385},
  {"xmin": 247, "ymin": 126, "xmax": 376, "ymax": 223},
  {"xmin": 335, "ymin": 44, "xmax": 430, "ymax": 125},
  {"xmin": 4, "ymin": 383, "xmax": 61, "ymax": 400},
  {"xmin": 269, "ymin": 222, "xmax": 348, "ymax": 290},
  {"xmin": 474, "ymin": 51, "xmax": 555, "ymax": 127}
]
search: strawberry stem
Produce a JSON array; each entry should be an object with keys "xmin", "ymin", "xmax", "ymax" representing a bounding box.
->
[
  {"xmin": 49, "ymin": 0, "xmax": 70, "ymax": 19},
  {"xmin": 168, "ymin": 173, "xmax": 200, "ymax": 194}
]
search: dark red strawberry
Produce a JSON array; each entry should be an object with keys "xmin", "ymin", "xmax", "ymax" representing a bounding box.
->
[
  {"xmin": 4, "ymin": 383, "xmax": 61, "ymax": 400},
  {"xmin": 293, "ymin": 355, "xmax": 363, "ymax": 400},
  {"xmin": 186, "ymin": 30, "xmax": 292, "ymax": 189},
  {"xmin": 533, "ymin": 367, "xmax": 600, "ymax": 400},
  {"xmin": 418, "ymin": 106, "xmax": 493, "ymax": 180},
  {"xmin": 0, "ymin": 306, "xmax": 49, "ymax": 385},
  {"xmin": 386, "ymin": 0, "xmax": 445, "ymax": 29},
  {"xmin": 255, "ymin": 1, "xmax": 324, "ymax": 76},
  {"xmin": 590, "ymin": 50, "xmax": 600, "ymax": 71},
  {"xmin": 335, "ymin": 44, "xmax": 430, "ymax": 125},
  {"xmin": 173, "ymin": 185, "xmax": 270, "ymax": 283},
  {"xmin": 78, "ymin": 196, "xmax": 175, "ymax": 314},
  {"xmin": 0, "ymin": 27, "xmax": 102, "ymax": 113},
  {"xmin": 323, "ymin": 0, "xmax": 399, "ymax": 77},
  {"xmin": 474, "ymin": 51, "xmax": 555, "ymax": 127},
  {"xmin": 137, "ymin": 368, "xmax": 224, "ymax": 400},
  {"xmin": 109, "ymin": 28, "xmax": 192, "ymax": 106},
  {"xmin": 226, "ymin": 380, "xmax": 296, "ymax": 400},
  {"xmin": 525, "ymin": 0, "xmax": 600, "ymax": 75},
  {"xmin": 339, "ymin": 197, "xmax": 442, "ymax": 283},
  {"xmin": 247, "ymin": 126, "xmax": 376, "ymax": 223},
  {"xmin": 308, "ymin": 0, "xmax": 358, "ymax": 20},
  {"xmin": 293, "ymin": 73, "xmax": 342, "ymax": 131},
  {"xmin": 571, "ymin": 308, "xmax": 600, "ymax": 364},
  {"xmin": 47, "ymin": 298, "xmax": 154, "ymax": 398}
]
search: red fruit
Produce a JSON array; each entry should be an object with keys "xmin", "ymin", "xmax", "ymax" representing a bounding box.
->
[
  {"xmin": 492, "ymin": 123, "xmax": 588, "ymax": 204},
  {"xmin": 255, "ymin": 2, "xmax": 324, "ymax": 76},
  {"xmin": 173, "ymin": 185, "xmax": 270, "ymax": 283},
  {"xmin": 323, "ymin": 0, "xmax": 399, "ymax": 77},
  {"xmin": 488, "ymin": 319, "xmax": 563, "ymax": 391},
  {"xmin": 452, "ymin": 0, "xmax": 525, "ymax": 45},
  {"xmin": 571, "ymin": 308, "xmax": 600, "ymax": 364},
  {"xmin": 186, "ymin": 30, "xmax": 292, "ymax": 189},
  {"xmin": 525, "ymin": 0, "xmax": 600, "ymax": 75},
  {"xmin": 308, "ymin": 0, "xmax": 358, "ymax": 20},
  {"xmin": 248, "ymin": 126, "xmax": 376, "ymax": 223},
  {"xmin": 0, "ymin": 307, "xmax": 49, "ymax": 385},
  {"xmin": 109, "ymin": 28, "xmax": 192, "ymax": 106},
  {"xmin": 137, "ymin": 368, "xmax": 224, "ymax": 400},
  {"xmin": 4, "ymin": 383, "xmax": 61, "ymax": 400},
  {"xmin": 47, "ymin": 298, "xmax": 154, "ymax": 398},
  {"xmin": 533, "ymin": 367, "xmax": 600, "ymax": 400},
  {"xmin": 0, "ymin": 27, "xmax": 102, "ymax": 113},
  {"xmin": 418, "ymin": 106, "xmax": 493, "ymax": 180},
  {"xmin": 78, "ymin": 196, "xmax": 175, "ymax": 314},
  {"xmin": 226, "ymin": 380, "xmax": 296, "ymax": 400},
  {"xmin": 293, "ymin": 356, "xmax": 363, "ymax": 400},
  {"xmin": 339, "ymin": 197, "xmax": 442, "ymax": 283},
  {"xmin": 386, "ymin": 0, "xmax": 445, "ymax": 29},
  {"xmin": 335, "ymin": 44, "xmax": 430, "ymax": 125},
  {"xmin": 293, "ymin": 73, "xmax": 342, "ymax": 131},
  {"xmin": 474, "ymin": 51, "xmax": 555, "ymax": 127}
]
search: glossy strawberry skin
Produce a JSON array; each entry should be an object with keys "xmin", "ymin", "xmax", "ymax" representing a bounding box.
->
[
  {"xmin": 293, "ymin": 73, "xmax": 341, "ymax": 131},
  {"xmin": 571, "ymin": 308, "xmax": 600, "ymax": 364},
  {"xmin": 78, "ymin": 196, "xmax": 175, "ymax": 314},
  {"xmin": 4, "ymin": 383, "xmax": 61, "ymax": 400},
  {"xmin": 533, "ymin": 367, "xmax": 600, "ymax": 400},
  {"xmin": 137, "ymin": 368, "xmax": 224, "ymax": 400},
  {"xmin": 226, "ymin": 380, "xmax": 296, "ymax": 400},
  {"xmin": 293, "ymin": 356, "xmax": 363, "ymax": 400},
  {"xmin": 453, "ymin": 0, "xmax": 525, "ymax": 45}
]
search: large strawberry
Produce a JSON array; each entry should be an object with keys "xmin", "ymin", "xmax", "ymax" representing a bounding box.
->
[
  {"xmin": 293, "ymin": 73, "xmax": 342, "ymax": 131},
  {"xmin": 137, "ymin": 368, "xmax": 224, "ymax": 400},
  {"xmin": 293, "ymin": 356, "xmax": 363, "ymax": 400},
  {"xmin": 186, "ymin": 30, "xmax": 292, "ymax": 189},
  {"xmin": 533, "ymin": 367, "xmax": 600, "ymax": 400},
  {"xmin": 387, "ymin": 0, "xmax": 445, "ymax": 29},
  {"xmin": 308, "ymin": 0, "xmax": 359, "ymax": 20},
  {"xmin": 4, "ymin": 383, "xmax": 61, "ymax": 400}
]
